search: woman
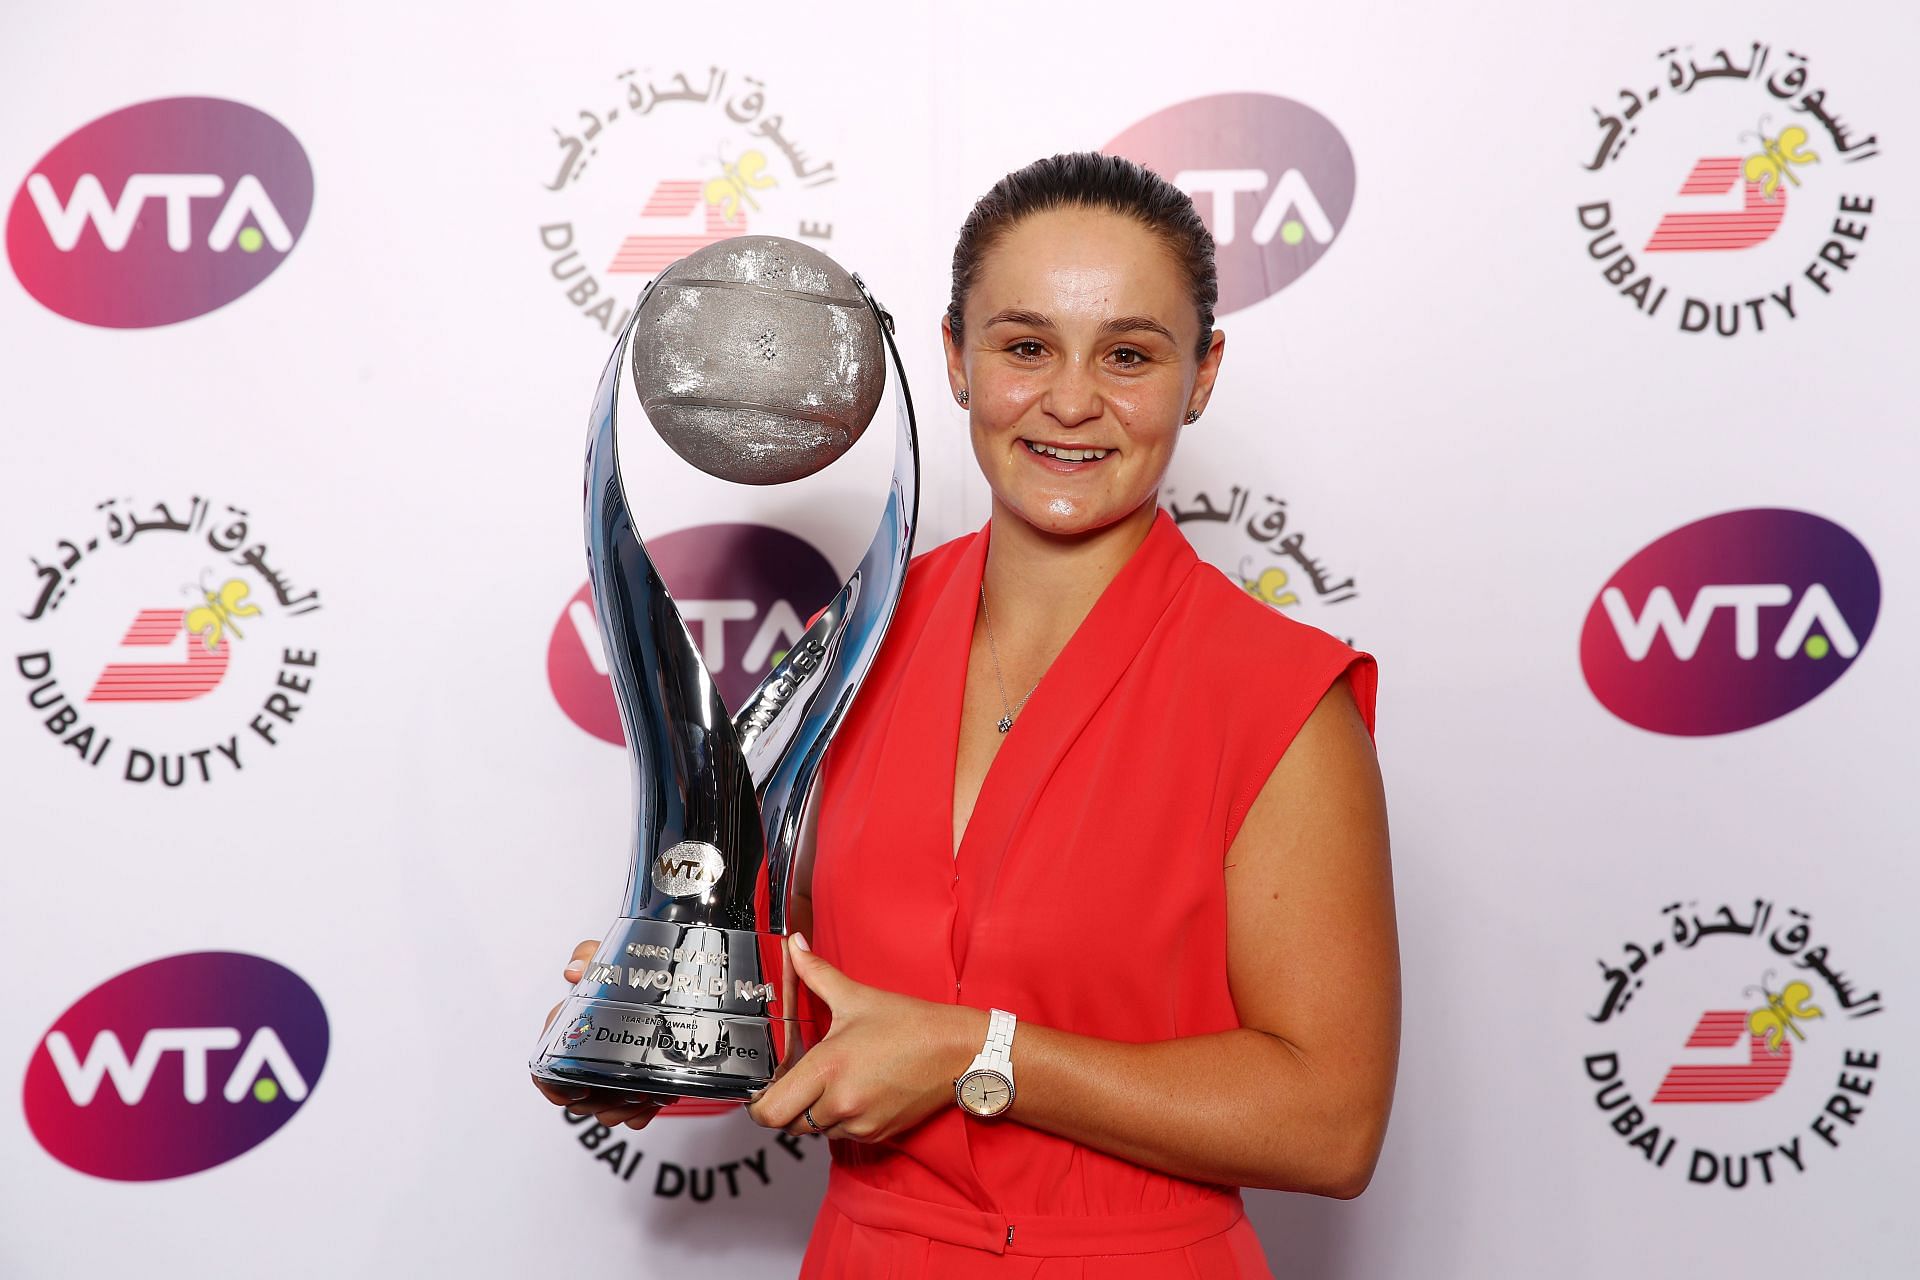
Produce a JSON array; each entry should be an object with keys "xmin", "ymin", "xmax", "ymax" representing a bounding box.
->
[{"xmin": 536, "ymin": 152, "xmax": 1399, "ymax": 1276}]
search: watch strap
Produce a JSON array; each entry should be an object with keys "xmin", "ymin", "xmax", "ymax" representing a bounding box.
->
[{"xmin": 979, "ymin": 1007, "xmax": 1016, "ymax": 1071}]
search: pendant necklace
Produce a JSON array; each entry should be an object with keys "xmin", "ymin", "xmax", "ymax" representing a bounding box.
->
[{"xmin": 980, "ymin": 582, "xmax": 1042, "ymax": 733}]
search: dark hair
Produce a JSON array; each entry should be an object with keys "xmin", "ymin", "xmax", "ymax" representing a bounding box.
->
[{"xmin": 947, "ymin": 151, "xmax": 1218, "ymax": 361}]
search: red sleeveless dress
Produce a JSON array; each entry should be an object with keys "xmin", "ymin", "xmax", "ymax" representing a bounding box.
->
[{"xmin": 798, "ymin": 509, "xmax": 1379, "ymax": 1278}]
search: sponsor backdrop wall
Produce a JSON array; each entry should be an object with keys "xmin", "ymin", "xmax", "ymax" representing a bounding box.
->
[{"xmin": 3, "ymin": 1, "xmax": 1916, "ymax": 1276}]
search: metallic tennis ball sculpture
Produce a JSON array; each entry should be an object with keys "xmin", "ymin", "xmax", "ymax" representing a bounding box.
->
[
  {"xmin": 528, "ymin": 236, "xmax": 920, "ymax": 1101},
  {"xmin": 632, "ymin": 237, "xmax": 885, "ymax": 484}
]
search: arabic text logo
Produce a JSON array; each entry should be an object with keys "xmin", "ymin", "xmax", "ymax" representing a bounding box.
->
[
  {"xmin": 1105, "ymin": 93, "xmax": 1355, "ymax": 314},
  {"xmin": 7, "ymin": 98, "xmax": 313, "ymax": 328},
  {"xmin": 1580, "ymin": 508, "xmax": 1877, "ymax": 736},
  {"xmin": 1578, "ymin": 44, "xmax": 1878, "ymax": 336},
  {"xmin": 1582, "ymin": 897, "xmax": 1880, "ymax": 1188},
  {"xmin": 1163, "ymin": 484, "xmax": 1359, "ymax": 644},
  {"xmin": 16, "ymin": 495, "xmax": 325, "ymax": 785},
  {"xmin": 23, "ymin": 952, "xmax": 329, "ymax": 1181},
  {"xmin": 539, "ymin": 66, "xmax": 841, "ymax": 335},
  {"xmin": 549, "ymin": 522, "xmax": 838, "ymax": 742}
]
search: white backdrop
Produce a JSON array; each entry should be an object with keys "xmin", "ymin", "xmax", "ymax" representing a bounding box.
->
[{"xmin": 3, "ymin": 1, "xmax": 1917, "ymax": 1276}]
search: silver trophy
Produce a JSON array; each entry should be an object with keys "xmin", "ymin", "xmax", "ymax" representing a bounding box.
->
[{"xmin": 528, "ymin": 236, "xmax": 919, "ymax": 1101}]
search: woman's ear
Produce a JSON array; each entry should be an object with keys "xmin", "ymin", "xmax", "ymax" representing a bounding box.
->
[
  {"xmin": 940, "ymin": 314, "xmax": 968, "ymax": 405},
  {"xmin": 1185, "ymin": 328, "xmax": 1227, "ymax": 422}
]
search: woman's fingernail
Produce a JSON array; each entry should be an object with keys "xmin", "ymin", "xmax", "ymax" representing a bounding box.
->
[
  {"xmin": 569, "ymin": 1090, "xmax": 590, "ymax": 1101},
  {"xmin": 791, "ymin": 933, "xmax": 811, "ymax": 953},
  {"xmin": 565, "ymin": 964, "xmax": 583, "ymax": 979}
]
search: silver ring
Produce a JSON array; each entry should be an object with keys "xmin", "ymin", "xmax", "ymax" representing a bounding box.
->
[{"xmin": 804, "ymin": 1107, "xmax": 824, "ymax": 1132}]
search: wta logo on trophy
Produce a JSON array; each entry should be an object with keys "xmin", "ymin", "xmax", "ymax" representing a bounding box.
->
[
  {"xmin": 23, "ymin": 952, "xmax": 330, "ymax": 1181},
  {"xmin": 1576, "ymin": 44, "xmax": 1878, "ymax": 336},
  {"xmin": 1581, "ymin": 509, "xmax": 1878, "ymax": 735},
  {"xmin": 547, "ymin": 522, "xmax": 841, "ymax": 742},
  {"xmin": 1106, "ymin": 93, "xmax": 1355, "ymax": 315},
  {"xmin": 1581, "ymin": 898, "xmax": 1882, "ymax": 1189},
  {"xmin": 6, "ymin": 97, "xmax": 313, "ymax": 328}
]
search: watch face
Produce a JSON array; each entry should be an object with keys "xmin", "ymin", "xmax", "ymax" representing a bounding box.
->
[{"xmin": 958, "ymin": 1069, "xmax": 1013, "ymax": 1117}]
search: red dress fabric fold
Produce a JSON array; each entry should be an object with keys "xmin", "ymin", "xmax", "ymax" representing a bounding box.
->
[{"xmin": 798, "ymin": 509, "xmax": 1379, "ymax": 1278}]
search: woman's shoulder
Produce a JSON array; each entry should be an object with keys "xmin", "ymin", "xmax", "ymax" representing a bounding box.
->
[
  {"xmin": 895, "ymin": 528, "xmax": 978, "ymax": 608},
  {"xmin": 1176, "ymin": 558, "xmax": 1364, "ymax": 663},
  {"xmin": 906, "ymin": 528, "xmax": 978, "ymax": 579},
  {"xmin": 1167, "ymin": 559, "xmax": 1378, "ymax": 733}
]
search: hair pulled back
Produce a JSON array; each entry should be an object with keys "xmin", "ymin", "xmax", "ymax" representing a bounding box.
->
[{"xmin": 947, "ymin": 151, "xmax": 1218, "ymax": 361}]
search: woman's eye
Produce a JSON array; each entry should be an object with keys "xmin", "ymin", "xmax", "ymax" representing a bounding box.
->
[
  {"xmin": 1110, "ymin": 347, "xmax": 1146, "ymax": 367},
  {"xmin": 1008, "ymin": 340, "xmax": 1045, "ymax": 358}
]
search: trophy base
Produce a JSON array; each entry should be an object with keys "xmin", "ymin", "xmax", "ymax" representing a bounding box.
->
[
  {"xmin": 530, "ymin": 1000, "xmax": 806, "ymax": 1102},
  {"xmin": 528, "ymin": 919, "xmax": 811, "ymax": 1102}
]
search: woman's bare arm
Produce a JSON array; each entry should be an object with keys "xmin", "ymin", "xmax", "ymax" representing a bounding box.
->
[{"xmin": 969, "ymin": 676, "xmax": 1400, "ymax": 1194}]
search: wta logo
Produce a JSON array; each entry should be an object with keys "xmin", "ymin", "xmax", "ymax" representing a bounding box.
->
[
  {"xmin": 7, "ymin": 97, "xmax": 314, "ymax": 328},
  {"xmin": 23, "ymin": 953, "xmax": 329, "ymax": 1181},
  {"xmin": 1581, "ymin": 509, "xmax": 1879, "ymax": 735},
  {"xmin": 549, "ymin": 523, "xmax": 839, "ymax": 742},
  {"xmin": 1107, "ymin": 93, "xmax": 1355, "ymax": 315}
]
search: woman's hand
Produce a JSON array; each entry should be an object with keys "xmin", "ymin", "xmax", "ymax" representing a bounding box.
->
[
  {"xmin": 529, "ymin": 937, "xmax": 673, "ymax": 1130},
  {"xmin": 746, "ymin": 934, "xmax": 985, "ymax": 1142}
]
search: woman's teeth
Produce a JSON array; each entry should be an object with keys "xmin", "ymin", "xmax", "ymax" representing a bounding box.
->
[{"xmin": 1025, "ymin": 441, "xmax": 1109, "ymax": 462}]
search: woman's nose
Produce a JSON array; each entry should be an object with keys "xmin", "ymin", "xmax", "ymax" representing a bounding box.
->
[{"xmin": 1039, "ymin": 355, "xmax": 1102, "ymax": 429}]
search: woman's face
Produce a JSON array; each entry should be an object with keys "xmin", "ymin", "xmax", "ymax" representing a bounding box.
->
[{"xmin": 944, "ymin": 206, "xmax": 1224, "ymax": 539}]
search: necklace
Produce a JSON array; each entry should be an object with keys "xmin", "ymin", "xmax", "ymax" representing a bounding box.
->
[{"xmin": 979, "ymin": 582, "xmax": 1041, "ymax": 733}]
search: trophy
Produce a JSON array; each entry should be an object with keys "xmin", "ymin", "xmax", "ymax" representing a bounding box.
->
[{"xmin": 528, "ymin": 236, "xmax": 919, "ymax": 1101}]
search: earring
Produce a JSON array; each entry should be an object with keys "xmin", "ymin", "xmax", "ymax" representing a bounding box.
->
[
  {"xmin": 957, "ymin": 389, "xmax": 969, "ymax": 407},
  {"xmin": 1184, "ymin": 409, "xmax": 1199, "ymax": 424}
]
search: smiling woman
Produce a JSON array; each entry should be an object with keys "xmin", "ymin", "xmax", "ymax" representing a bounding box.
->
[
  {"xmin": 540, "ymin": 152, "xmax": 1399, "ymax": 1278},
  {"xmin": 943, "ymin": 156, "xmax": 1222, "ymax": 546}
]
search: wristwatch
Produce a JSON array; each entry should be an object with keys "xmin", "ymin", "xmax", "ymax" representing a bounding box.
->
[{"xmin": 954, "ymin": 1007, "xmax": 1017, "ymax": 1118}]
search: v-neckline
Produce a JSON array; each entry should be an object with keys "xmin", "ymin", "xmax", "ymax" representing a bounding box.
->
[
  {"xmin": 931, "ymin": 512, "xmax": 1199, "ymax": 969},
  {"xmin": 947, "ymin": 562, "xmax": 1038, "ymax": 861}
]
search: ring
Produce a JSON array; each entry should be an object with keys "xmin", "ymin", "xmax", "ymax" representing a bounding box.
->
[{"xmin": 804, "ymin": 1107, "xmax": 824, "ymax": 1132}]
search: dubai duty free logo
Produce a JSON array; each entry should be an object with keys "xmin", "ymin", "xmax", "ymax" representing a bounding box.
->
[
  {"xmin": 537, "ymin": 64, "xmax": 844, "ymax": 338},
  {"xmin": 1580, "ymin": 509, "xmax": 1878, "ymax": 736},
  {"xmin": 1582, "ymin": 897, "xmax": 1882, "ymax": 1190},
  {"xmin": 7, "ymin": 97, "xmax": 313, "ymax": 328},
  {"xmin": 16, "ymin": 495, "xmax": 324, "ymax": 785},
  {"xmin": 1577, "ymin": 43, "xmax": 1878, "ymax": 336},
  {"xmin": 1161, "ymin": 481, "xmax": 1361, "ymax": 645},
  {"xmin": 1106, "ymin": 92, "xmax": 1355, "ymax": 316},
  {"xmin": 23, "ymin": 952, "xmax": 330, "ymax": 1181}
]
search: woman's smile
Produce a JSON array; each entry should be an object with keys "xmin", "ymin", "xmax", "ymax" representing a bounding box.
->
[{"xmin": 1021, "ymin": 438, "xmax": 1114, "ymax": 470}]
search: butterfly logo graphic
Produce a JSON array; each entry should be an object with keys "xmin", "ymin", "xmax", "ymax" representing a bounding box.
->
[
  {"xmin": 1746, "ymin": 971, "xmax": 1824, "ymax": 1053},
  {"xmin": 184, "ymin": 576, "xmax": 263, "ymax": 652}
]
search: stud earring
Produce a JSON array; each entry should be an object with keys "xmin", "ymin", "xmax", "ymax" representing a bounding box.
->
[
  {"xmin": 957, "ymin": 389, "xmax": 969, "ymax": 407},
  {"xmin": 1184, "ymin": 409, "xmax": 1199, "ymax": 424}
]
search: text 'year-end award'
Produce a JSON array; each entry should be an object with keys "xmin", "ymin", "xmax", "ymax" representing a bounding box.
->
[{"xmin": 528, "ymin": 236, "xmax": 919, "ymax": 1101}]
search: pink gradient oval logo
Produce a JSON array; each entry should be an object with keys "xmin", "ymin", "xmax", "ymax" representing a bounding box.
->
[
  {"xmin": 549, "ymin": 523, "xmax": 840, "ymax": 743},
  {"xmin": 1581, "ymin": 509, "xmax": 1879, "ymax": 736},
  {"xmin": 1106, "ymin": 93, "xmax": 1356, "ymax": 315},
  {"xmin": 7, "ymin": 98, "xmax": 314, "ymax": 328},
  {"xmin": 23, "ymin": 952, "xmax": 329, "ymax": 1181}
]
